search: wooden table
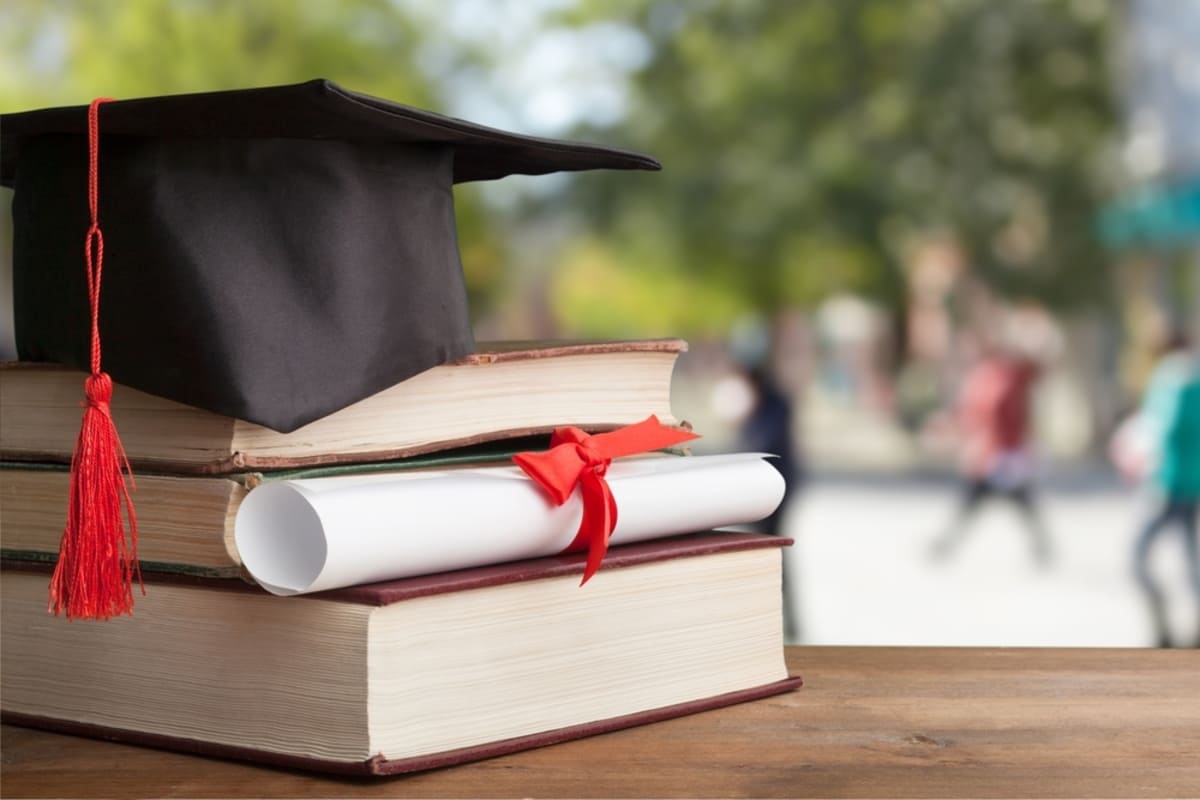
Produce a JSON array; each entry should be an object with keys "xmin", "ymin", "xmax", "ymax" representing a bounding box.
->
[{"xmin": 3, "ymin": 647, "xmax": 1198, "ymax": 798}]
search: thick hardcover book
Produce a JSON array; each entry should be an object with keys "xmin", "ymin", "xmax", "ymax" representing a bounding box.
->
[
  {"xmin": 2, "ymin": 532, "xmax": 802, "ymax": 776},
  {"xmin": 0, "ymin": 339, "xmax": 684, "ymax": 474}
]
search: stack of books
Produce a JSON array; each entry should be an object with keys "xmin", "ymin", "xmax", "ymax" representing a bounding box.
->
[{"xmin": 1, "ymin": 339, "xmax": 801, "ymax": 776}]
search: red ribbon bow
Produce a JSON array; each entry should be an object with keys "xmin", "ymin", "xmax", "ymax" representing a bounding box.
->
[{"xmin": 513, "ymin": 415, "xmax": 699, "ymax": 584}]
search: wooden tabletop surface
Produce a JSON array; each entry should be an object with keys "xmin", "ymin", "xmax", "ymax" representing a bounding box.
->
[{"xmin": 3, "ymin": 646, "xmax": 1198, "ymax": 799}]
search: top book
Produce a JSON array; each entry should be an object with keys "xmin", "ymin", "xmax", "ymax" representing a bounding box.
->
[{"xmin": 1, "ymin": 339, "xmax": 684, "ymax": 474}]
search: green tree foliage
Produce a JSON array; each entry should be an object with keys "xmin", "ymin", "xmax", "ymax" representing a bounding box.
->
[
  {"xmin": 1, "ymin": 0, "xmax": 441, "ymax": 113},
  {"xmin": 549, "ymin": 0, "xmax": 1117, "ymax": 335},
  {"xmin": 0, "ymin": 0, "xmax": 507, "ymax": 313},
  {"xmin": 3, "ymin": 1, "xmax": 1120, "ymax": 337}
]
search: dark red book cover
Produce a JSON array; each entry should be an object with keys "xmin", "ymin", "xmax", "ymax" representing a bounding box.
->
[{"xmin": 3, "ymin": 531, "xmax": 803, "ymax": 776}]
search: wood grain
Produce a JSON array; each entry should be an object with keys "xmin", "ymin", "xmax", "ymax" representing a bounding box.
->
[{"xmin": 3, "ymin": 646, "xmax": 1198, "ymax": 799}]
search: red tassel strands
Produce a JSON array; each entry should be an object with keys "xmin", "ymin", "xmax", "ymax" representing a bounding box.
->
[{"xmin": 48, "ymin": 98, "xmax": 142, "ymax": 619}]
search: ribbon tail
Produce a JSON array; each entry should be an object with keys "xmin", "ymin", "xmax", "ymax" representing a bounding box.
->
[
  {"xmin": 591, "ymin": 415, "xmax": 700, "ymax": 460},
  {"xmin": 577, "ymin": 472, "xmax": 618, "ymax": 585}
]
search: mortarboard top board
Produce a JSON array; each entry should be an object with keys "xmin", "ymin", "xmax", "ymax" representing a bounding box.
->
[{"xmin": 1, "ymin": 79, "xmax": 660, "ymax": 433}]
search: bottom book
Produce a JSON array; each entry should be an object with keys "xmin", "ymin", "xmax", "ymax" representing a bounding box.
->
[{"xmin": 1, "ymin": 531, "xmax": 801, "ymax": 776}]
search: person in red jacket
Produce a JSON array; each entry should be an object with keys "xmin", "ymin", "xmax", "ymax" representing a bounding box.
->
[{"xmin": 928, "ymin": 348, "xmax": 1053, "ymax": 565}]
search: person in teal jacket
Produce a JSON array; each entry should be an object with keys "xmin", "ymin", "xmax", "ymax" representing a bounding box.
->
[{"xmin": 1132, "ymin": 329, "xmax": 1200, "ymax": 648}]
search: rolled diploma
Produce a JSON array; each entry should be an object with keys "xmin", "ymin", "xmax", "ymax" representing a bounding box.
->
[{"xmin": 234, "ymin": 453, "xmax": 785, "ymax": 595}]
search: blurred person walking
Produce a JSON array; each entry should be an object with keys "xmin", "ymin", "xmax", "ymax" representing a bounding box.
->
[
  {"xmin": 737, "ymin": 363, "xmax": 803, "ymax": 642},
  {"xmin": 1122, "ymin": 330, "xmax": 1200, "ymax": 648},
  {"xmin": 928, "ymin": 347, "xmax": 1053, "ymax": 565}
]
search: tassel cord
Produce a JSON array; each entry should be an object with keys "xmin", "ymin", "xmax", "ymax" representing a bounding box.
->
[{"xmin": 48, "ymin": 97, "xmax": 141, "ymax": 620}]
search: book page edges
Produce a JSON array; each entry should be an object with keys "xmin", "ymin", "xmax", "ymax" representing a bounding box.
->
[
  {"xmin": 0, "ymin": 468, "xmax": 241, "ymax": 567},
  {"xmin": 0, "ymin": 422, "xmax": 681, "ymax": 475},
  {"xmin": 227, "ymin": 349, "xmax": 681, "ymax": 461},
  {"xmin": 3, "ymin": 341, "xmax": 682, "ymax": 474},
  {"xmin": 0, "ymin": 675, "xmax": 800, "ymax": 777}
]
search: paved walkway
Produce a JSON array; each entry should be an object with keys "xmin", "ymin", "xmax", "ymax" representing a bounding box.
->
[{"xmin": 780, "ymin": 472, "xmax": 1198, "ymax": 647}]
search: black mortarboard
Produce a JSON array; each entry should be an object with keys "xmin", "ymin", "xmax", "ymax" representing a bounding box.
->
[{"xmin": 1, "ymin": 79, "xmax": 659, "ymax": 432}]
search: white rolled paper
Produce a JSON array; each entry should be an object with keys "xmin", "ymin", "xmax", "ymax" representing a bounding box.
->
[{"xmin": 234, "ymin": 453, "xmax": 785, "ymax": 595}]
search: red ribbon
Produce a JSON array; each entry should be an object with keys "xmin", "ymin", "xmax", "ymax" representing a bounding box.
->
[{"xmin": 513, "ymin": 415, "xmax": 699, "ymax": 584}]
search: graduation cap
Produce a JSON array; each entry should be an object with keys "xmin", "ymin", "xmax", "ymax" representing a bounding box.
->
[
  {"xmin": 1, "ymin": 78, "xmax": 659, "ymax": 431},
  {"xmin": 1, "ymin": 80, "xmax": 659, "ymax": 619}
]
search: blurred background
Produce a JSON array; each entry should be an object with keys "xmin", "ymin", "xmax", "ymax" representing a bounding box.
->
[{"xmin": 3, "ymin": 0, "xmax": 1198, "ymax": 647}]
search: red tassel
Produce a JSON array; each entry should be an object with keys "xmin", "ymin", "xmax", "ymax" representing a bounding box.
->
[
  {"xmin": 49, "ymin": 373, "xmax": 140, "ymax": 619},
  {"xmin": 48, "ymin": 97, "xmax": 142, "ymax": 619}
]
